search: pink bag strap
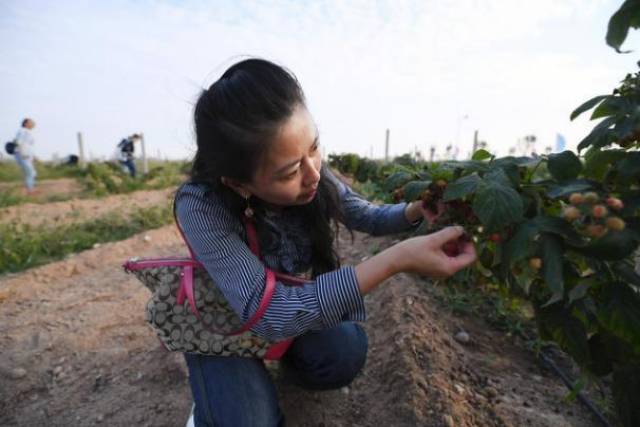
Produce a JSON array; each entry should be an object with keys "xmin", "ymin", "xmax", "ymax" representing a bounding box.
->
[
  {"xmin": 172, "ymin": 198, "xmax": 306, "ymax": 336},
  {"xmin": 234, "ymin": 268, "xmax": 275, "ymax": 334}
]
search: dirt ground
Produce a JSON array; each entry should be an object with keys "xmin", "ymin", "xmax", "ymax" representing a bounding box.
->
[
  {"xmin": 0, "ymin": 223, "xmax": 605, "ymax": 426},
  {"xmin": 0, "ymin": 188, "xmax": 175, "ymax": 227}
]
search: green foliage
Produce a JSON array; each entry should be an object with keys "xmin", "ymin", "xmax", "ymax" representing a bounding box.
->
[
  {"xmin": 571, "ymin": 65, "xmax": 640, "ymax": 153},
  {"xmin": 81, "ymin": 161, "xmax": 186, "ymax": 196},
  {"xmin": 327, "ymin": 154, "xmax": 391, "ymax": 184},
  {"xmin": 472, "ymin": 171, "xmax": 524, "ymax": 232},
  {"xmin": 0, "ymin": 189, "xmax": 26, "ymax": 208},
  {"xmin": 331, "ymin": 118, "xmax": 639, "ymax": 426},
  {"xmin": 332, "ymin": 4, "xmax": 640, "ymax": 423},
  {"xmin": 547, "ymin": 151, "xmax": 583, "ymax": 181},
  {"xmin": 0, "ymin": 160, "xmax": 187, "ymax": 208},
  {"xmin": 606, "ymin": 0, "xmax": 640, "ymax": 52},
  {"xmin": 0, "ymin": 204, "xmax": 172, "ymax": 275},
  {"xmin": 0, "ymin": 160, "xmax": 84, "ymax": 182}
]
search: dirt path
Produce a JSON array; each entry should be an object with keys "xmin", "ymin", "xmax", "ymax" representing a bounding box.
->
[
  {"xmin": 0, "ymin": 188, "xmax": 176, "ymax": 227},
  {"xmin": 0, "ymin": 228, "xmax": 601, "ymax": 426}
]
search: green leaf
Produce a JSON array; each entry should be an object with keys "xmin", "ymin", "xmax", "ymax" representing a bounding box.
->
[
  {"xmin": 570, "ymin": 95, "xmax": 608, "ymax": 121},
  {"xmin": 484, "ymin": 168, "xmax": 512, "ymax": 186},
  {"xmin": 541, "ymin": 233, "xmax": 564, "ymax": 304},
  {"xmin": 501, "ymin": 163, "xmax": 521, "ymax": 187},
  {"xmin": 606, "ymin": 0, "xmax": 640, "ymax": 52},
  {"xmin": 547, "ymin": 151, "xmax": 583, "ymax": 182},
  {"xmin": 383, "ymin": 171, "xmax": 414, "ymax": 192},
  {"xmin": 533, "ymin": 216, "xmax": 585, "ymax": 246},
  {"xmin": 621, "ymin": 190, "xmax": 640, "ymax": 217},
  {"xmin": 612, "ymin": 261, "xmax": 640, "ymax": 288},
  {"xmin": 612, "ymin": 365, "xmax": 640, "ymax": 427},
  {"xmin": 416, "ymin": 171, "xmax": 432, "ymax": 181},
  {"xmin": 587, "ymin": 334, "xmax": 613, "ymax": 376},
  {"xmin": 626, "ymin": 217, "xmax": 640, "ymax": 242},
  {"xmin": 452, "ymin": 160, "xmax": 490, "ymax": 174},
  {"xmin": 537, "ymin": 303, "xmax": 591, "ymax": 365},
  {"xmin": 576, "ymin": 230, "xmax": 639, "ymax": 261},
  {"xmin": 569, "ymin": 284, "xmax": 590, "ymax": 304},
  {"xmin": 403, "ymin": 180, "xmax": 431, "ymax": 201},
  {"xmin": 583, "ymin": 148, "xmax": 626, "ymax": 181},
  {"xmin": 442, "ymin": 173, "xmax": 481, "ymax": 201},
  {"xmin": 616, "ymin": 152, "xmax": 640, "ymax": 179},
  {"xmin": 514, "ymin": 270, "xmax": 536, "ymax": 295},
  {"xmin": 546, "ymin": 179, "xmax": 598, "ymax": 199},
  {"xmin": 503, "ymin": 221, "xmax": 538, "ymax": 265},
  {"xmin": 598, "ymin": 282, "xmax": 640, "ymax": 353},
  {"xmin": 577, "ymin": 116, "xmax": 617, "ymax": 151},
  {"xmin": 591, "ymin": 97, "xmax": 631, "ymax": 119},
  {"xmin": 472, "ymin": 179, "xmax": 524, "ymax": 232},
  {"xmin": 471, "ymin": 149, "xmax": 492, "ymax": 161}
]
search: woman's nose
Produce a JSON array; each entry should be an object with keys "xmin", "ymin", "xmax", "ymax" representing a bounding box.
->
[{"xmin": 303, "ymin": 157, "xmax": 320, "ymax": 187}]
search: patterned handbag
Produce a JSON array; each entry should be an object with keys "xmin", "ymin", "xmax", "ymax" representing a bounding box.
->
[{"xmin": 123, "ymin": 208, "xmax": 309, "ymax": 360}]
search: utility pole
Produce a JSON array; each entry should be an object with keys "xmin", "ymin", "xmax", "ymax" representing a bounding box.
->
[
  {"xmin": 140, "ymin": 132, "xmax": 149, "ymax": 175},
  {"xmin": 472, "ymin": 130, "xmax": 479, "ymax": 155},
  {"xmin": 77, "ymin": 132, "xmax": 86, "ymax": 168},
  {"xmin": 384, "ymin": 129, "xmax": 390, "ymax": 163}
]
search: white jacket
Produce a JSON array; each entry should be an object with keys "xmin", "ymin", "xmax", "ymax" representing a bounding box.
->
[{"xmin": 15, "ymin": 128, "xmax": 35, "ymax": 158}]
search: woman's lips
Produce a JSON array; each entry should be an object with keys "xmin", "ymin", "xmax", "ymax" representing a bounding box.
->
[{"xmin": 302, "ymin": 189, "xmax": 317, "ymax": 199}]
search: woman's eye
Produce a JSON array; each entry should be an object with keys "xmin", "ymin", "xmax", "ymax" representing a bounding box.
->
[
  {"xmin": 284, "ymin": 170, "xmax": 298, "ymax": 179},
  {"xmin": 311, "ymin": 143, "xmax": 319, "ymax": 153}
]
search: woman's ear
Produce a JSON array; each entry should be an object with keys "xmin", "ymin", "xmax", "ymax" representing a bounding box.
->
[{"xmin": 221, "ymin": 177, "xmax": 252, "ymax": 199}]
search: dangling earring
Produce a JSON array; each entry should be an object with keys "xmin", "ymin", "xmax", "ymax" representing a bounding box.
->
[{"xmin": 244, "ymin": 195, "xmax": 254, "ymax": 219}]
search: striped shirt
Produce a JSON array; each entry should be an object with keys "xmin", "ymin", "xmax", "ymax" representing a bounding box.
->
[{"xmin": 175, "ymin": 169, "xmax": 420, "ymax": 342}]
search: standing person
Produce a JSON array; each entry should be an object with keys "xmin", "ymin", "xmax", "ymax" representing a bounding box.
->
[
  {"xmin": 117, "ymin": 133, "xmax": 141, "ymax": 177},
  {"xmin": 13, "ymin": 118, "xmax": 38, "ymax": 194},
  {"xmin": 175, "ymin": 58, "xmax": 477, "ymax": 427}
]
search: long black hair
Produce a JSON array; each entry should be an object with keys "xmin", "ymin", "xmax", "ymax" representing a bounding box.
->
[{"xmin": 190, "ymin": 58, "xmax": 347, "ymax": 277}]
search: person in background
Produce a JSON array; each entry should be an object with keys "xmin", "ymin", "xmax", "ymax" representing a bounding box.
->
[
  {"xmin": 62, "ymin": 154, "xmax": 79, "ymax": 166},
  {"xmin": 13, "ymin": 118, "xmax": 38, "ymax": 195},
  {"xmin": 117, "ymin": 133, "xmax": 141, "ymax": 177}
]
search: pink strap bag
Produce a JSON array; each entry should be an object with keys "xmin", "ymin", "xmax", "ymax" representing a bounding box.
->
[{"xmin": 123, "ymin": 207, "xmax": 309, "ymax": 359}]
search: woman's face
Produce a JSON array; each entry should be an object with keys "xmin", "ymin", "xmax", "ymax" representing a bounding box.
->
[{"xmin": 245, "ymin": 105, "xmax": 322, "ymax": 207}]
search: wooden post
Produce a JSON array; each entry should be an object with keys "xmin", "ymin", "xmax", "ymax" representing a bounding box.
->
[
  {"xmin": 384, "ymin": 129, "xmax": 390, "ymax": 163},
  {"xmin": 472, "ymin": 130, "xmax": 479, "ymax": 155},
  {"xmin": 140, "ymin": 132, "xmax": 149, "ymax": 175},
  {"xmin": 77, "ymin": 132, "xmax": 86, "ymax": 168}
]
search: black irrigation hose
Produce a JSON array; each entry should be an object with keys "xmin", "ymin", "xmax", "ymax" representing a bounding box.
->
[
  {"xmin": 516, "ymin": 329, "xmax": 613, "ymax": 427},
  {"xmin": 537, "ymin": 350, "xmax": 612, "ymax": 427}
]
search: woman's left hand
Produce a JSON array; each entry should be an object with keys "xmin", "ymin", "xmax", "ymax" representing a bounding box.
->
[
  {"xmin": 421, "ymin": 200, "xmax": 445, "ymax": 225},
  {"xmin": 404, "ymin": 200, "xmax": 446, "ymax": 226}
]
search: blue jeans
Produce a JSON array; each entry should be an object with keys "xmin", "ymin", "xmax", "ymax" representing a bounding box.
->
[
  {"xmin": 120, "ymin": 159, "xmax": 136, "ymax": 177},
  {"xmin": 184, "ymin": 322, "xmax": 368, "ymax": 427},
  {"xmin": 14, "ymin": 153, "xmax": 37, "ymax": 191}
]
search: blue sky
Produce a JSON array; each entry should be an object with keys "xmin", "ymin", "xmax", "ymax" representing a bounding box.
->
[{"xmin": 1, "ymin": 0, "xmax": 639, "ymax": 161}]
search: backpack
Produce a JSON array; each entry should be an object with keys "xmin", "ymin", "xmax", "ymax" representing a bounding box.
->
[
  {"xmin": 5, "ymin": 141, "xmax": 17, "ymax": 155},
  {"xmin": 118, "ymin": 138, "xmax": 134, "ymax": 154}
]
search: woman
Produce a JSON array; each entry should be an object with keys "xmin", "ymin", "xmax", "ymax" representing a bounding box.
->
[{"xmin": 175, "ymin": 58, "xmax": 476, "ymax": 426}]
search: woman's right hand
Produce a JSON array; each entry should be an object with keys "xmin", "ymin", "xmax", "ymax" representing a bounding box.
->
[
  {"xmin": 354, "ymin": 226, "xmax": 477, "ymax": 296},
  {"xmin": 392, "ymin": 226, "xmax": 477, "ymax": 278}
]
